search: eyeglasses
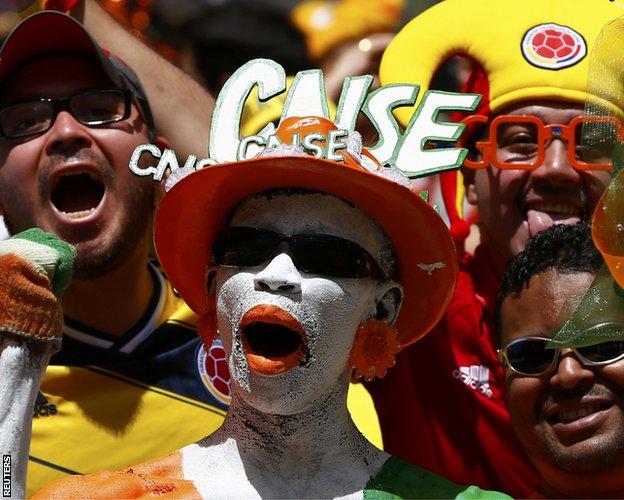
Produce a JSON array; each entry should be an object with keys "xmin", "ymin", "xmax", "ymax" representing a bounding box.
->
[
  {"xmin": 212, "ymin": 226, "xmax": 385, "ymax": 279},
  {"xmin": 0, "ymin": 88, "xmax": 132, "ymax": 139},
  {"xmin": 499, "ymin": 335, "xmax": 624, "ymax": 376},
  {"xmin": 461, "ymin": 114, "xmax": 624, "ymax": 171}
]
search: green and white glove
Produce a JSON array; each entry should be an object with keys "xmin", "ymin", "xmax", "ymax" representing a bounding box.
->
[{"xmin": 0, "ymin": 228, "xmax": 75, "ymax": 343}]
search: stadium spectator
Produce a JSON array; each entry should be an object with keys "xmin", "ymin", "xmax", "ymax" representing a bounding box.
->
[
  {"xmin": 33, "ymin": 116, "xmax": 501, "ymax": 499},
  {"xmin": 0, "ymin": 11, "xmax": 226, "ymax": 494},
  {"xmin": 368, "ymin": 0, "xmax": 623, "ymax": 496},
  {"xmin": 497, "ymin": 222, "xmax": 624, "ymax": 498}
]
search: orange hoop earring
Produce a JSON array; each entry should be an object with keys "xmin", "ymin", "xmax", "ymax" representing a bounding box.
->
[{"xmin": 349, "ymin": 318, "xmax": 401, "ymax": 381}]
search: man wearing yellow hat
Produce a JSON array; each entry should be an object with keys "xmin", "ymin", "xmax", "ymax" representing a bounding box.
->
[{"xmin": 368, "ymin": 0, "xmax": 624, "ymax": 496}]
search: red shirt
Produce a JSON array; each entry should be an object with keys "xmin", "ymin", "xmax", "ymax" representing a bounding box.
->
[{"xmin": 368, "ymin": 244, "xmax": 541, "ymax": 498}]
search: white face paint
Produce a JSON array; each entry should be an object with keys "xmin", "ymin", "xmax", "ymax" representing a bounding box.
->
[{"xmin": 215, "ymin": 192, "xmax": 389, "ymax": 415}]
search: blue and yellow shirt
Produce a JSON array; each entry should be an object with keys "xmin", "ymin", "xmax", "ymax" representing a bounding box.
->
[{"xmin": 26, "ymin": 263, "xmax": 229, "ymax": 496}]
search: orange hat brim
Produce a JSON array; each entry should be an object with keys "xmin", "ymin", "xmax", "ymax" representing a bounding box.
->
[{"xmin": 154, "ymin": 156, "xmax": 457, "ymax": 348}]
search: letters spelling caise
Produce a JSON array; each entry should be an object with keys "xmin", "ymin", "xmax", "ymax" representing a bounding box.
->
[{"xmin": 128, "ymin": 58, "xmax": 481, "ymax": 181}]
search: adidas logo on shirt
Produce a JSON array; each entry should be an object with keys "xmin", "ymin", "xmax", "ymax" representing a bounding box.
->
[
  {"xmin": 452, "ymin": 365, "xmax": 493, "ymax": 398},
  {"xmin": 33, "ymin": 392, "xmax": 57, "ymax": 418}
]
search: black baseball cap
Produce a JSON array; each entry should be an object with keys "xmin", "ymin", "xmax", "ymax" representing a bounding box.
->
[{"xmin": 0, "ymin": 11, "xmax": 155, "ymax": 131}]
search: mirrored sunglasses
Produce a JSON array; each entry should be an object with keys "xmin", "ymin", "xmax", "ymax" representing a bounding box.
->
[{"xmin": 499, "ymin": 335, "xmax": 624, "ymax": 376}]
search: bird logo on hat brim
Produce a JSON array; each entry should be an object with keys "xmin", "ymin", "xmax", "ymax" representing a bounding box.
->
[{"xmin": 521, "ymin": 23, "xmax": 587, "ymax": 70}]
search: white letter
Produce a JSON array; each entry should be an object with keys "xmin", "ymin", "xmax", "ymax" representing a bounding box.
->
[
  {"xmin": 183, "ymin": 155, "xmax": 197, "ymax": 170},
  {"xmin": 327, "ymin": 129, "xmax": 348, "ymax": 160},
  {"xmin": 155, "ymin": 149, "xmax": 196, "ymax": 181},
  {"xmin": 394, "ymin": 91, "xmax": 481, "ymax": 178},
  {"xmin": 156, "ymin": 149, "xmax": 179, "ymax": 181},
  {"xmin": 129, "ymin": 144, "xmax": 162, "ymax": 179},
  {"xmin": 237, "ymin": 136, "xmax": 266, "ymax": 160},
  {"xmin": 210, "ymin": 59, "xmax": 286, "ymax": 162},
  {"xmin": 281, "ymin": 70, "xmax": 330, "ymax": 121},
  {"xmin": 303, "ymin": 133, "xmax": 325, "ymax": 158},
  {"xmin": 267, "ymin": 135, "xmax": 282, "ymax": 148},
  {"xmin": 334, "ymin": 75, "xmax": 373, "ymax": 132},
  {"xmin": 363, "ymin": 84, "xmax": 419, "ymax": 165}
]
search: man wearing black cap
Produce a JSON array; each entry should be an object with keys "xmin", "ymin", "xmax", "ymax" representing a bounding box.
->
[{"xmin": 0, "ymin": 11, "xmax": 227, "ymax": 495}]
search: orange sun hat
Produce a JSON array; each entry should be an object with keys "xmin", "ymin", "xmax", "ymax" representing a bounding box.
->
[{"xmin": 154, "ymin": 116, "xmax": 457, "ymax": 349}]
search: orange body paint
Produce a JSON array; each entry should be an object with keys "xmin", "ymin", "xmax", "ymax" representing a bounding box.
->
[{"xmin": 33, "ymin": 452, "xmax": 201, "ymax": 499}]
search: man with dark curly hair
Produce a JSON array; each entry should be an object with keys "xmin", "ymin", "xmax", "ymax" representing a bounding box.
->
[{"xmin": 497, "ymin": 223, "xmax": 624, "ymax": 498}]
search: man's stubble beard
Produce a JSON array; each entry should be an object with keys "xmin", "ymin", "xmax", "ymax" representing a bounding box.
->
[
  {"xmin": 540, "ymin": 425, "xmax": 624, "ymax": 473},
  {"xmin": 2, "ymin": 155, "xmax": 156, "ymax": 280},
  {"xmin": 536, "ymin": 384, "xmax": 624, "ymax": 474},
  {"xmin": 71, "ymin": 179, "xmax": 155, "ymax": 279}
]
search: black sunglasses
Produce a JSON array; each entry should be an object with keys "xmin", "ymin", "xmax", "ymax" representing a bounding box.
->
[
  {"xmin": 212, "ymin": 226, "xmax": 385, "ymax": 280},
  {"xmin": 499, "ymin": 334, "xmax": 624, "ymax": 376},
  {"xmin": 0, "ymin": 88, "xmax": 132, "ymax": 139}
]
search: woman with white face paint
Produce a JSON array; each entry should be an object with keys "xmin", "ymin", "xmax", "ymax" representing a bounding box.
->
[{"xmin": 32, "ymin": 117, "xmax": 506, "ymax": 498}]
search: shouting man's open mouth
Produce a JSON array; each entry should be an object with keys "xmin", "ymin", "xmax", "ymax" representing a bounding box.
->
[
  {"xmin": 49, "ymin": 167, "xmax": 106, "ymax": 222},
  {"xmin": 240, "ymin": 305, "xmax": 307, "ymax": 375}
]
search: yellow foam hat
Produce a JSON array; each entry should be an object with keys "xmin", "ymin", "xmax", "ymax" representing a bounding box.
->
[
  {"xmin": 292, "ymin": 0, "xmax": 404, "ymax": 62},
  {"xmin": 381, "ymin": 0, "xmax": 624, "ymax": 126}
]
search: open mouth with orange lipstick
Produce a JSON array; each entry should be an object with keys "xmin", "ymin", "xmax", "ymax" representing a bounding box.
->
[{"xmin": 240, "ymin": 305, "xmax": 308, "ymax": 376}]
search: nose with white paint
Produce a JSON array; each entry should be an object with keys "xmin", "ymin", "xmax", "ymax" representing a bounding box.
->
[{"xmin": 254, "ymin": 253, "xmax": 303, "ymax": 293}]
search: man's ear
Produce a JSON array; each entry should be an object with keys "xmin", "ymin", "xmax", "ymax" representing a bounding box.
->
[
  {"xmin": 374, "ymin": 280, "xmax": 404, "ymax": 326},
  {"xmin": 461, "ymin": 165, "xmax": 479, "ymax": 206},
  {"xmin": 154, "ymin": 135, "xmax": 171, "ymax": 151}
]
